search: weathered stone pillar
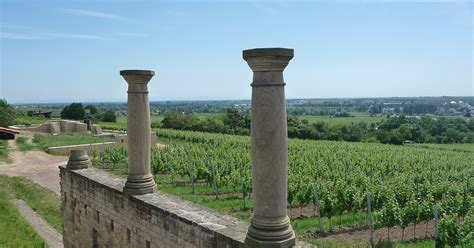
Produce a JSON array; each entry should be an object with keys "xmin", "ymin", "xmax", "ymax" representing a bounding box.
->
[
  {"xmin": 243, "ymin": 48, "xmax": 295, "ymax": 247},
  {"xmin": 120, "ymin": 70, "xmax": 157, "ymax": 195},
  {"xmin": 66, "ymin": 150, "xmax": 91, "ymax": 170}
]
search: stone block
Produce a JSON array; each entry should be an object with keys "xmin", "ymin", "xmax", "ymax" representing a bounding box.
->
[{"xmin": 91, "ymin": 125, "xmax": 102, "ymax": 135}]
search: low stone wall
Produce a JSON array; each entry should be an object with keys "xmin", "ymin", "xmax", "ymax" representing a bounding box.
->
[
  {"xmin": 47, "ymin": 142, "xmax": 117, "ymax": 155},
  {"xmin": 20, "ymin": 120, "xmax": 87, "ymax": 134},
  {"xmin": 60, "ymin": 166, "xmax": 249, "ymax": 248},
  {"xmin": 114, "ymin": 132, "xmax": 157, "ymax": 145}
]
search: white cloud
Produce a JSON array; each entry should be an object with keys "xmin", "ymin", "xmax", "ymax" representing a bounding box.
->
[
  {"xmin": 0, "ymin": 32, "xmax": 40, "ymax": 40},
  {"xmin": 0, "ymin": 31, "xmax": 107, "ymax": 40},
  {"xmin": 117, "ymin": 32, "xmax": 150, "ymax": 38},
  {"xmin": 0, "ymin": 23, "xmax": 32, "ymax": 30},
  {"xmin": 39, "ymin": 32, "xmax": 108, "ymax": 40},
  {"xmin": 60, "ymin": 8, "xmax": 122, "ymax": 20}
]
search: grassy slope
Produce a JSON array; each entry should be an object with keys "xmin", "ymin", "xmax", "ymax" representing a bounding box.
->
[
  {"xmin": 32, "ymin": 132, "xmax": 113, "ymax": 150},
  {"xmin": 0, "ymin": 140, "xmax": 10, "ymax": 163},
  {"xmin": 15, "ymin": 137, "xmax": 36, "ymax": 151},
  {"xmin": 0, "ymin": 190, "xmax": 45, "ymax": 247},
  {"xmin": 0, "ymin": 175, "xmax": 62, "ymax": 232}
]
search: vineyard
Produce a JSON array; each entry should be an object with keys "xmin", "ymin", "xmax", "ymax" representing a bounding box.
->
[{"xmin": 94, "ymin": 129, "xmax": 473, "ymax": 247}]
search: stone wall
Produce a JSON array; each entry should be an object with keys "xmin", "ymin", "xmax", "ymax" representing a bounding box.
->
[
  {"xmin": 114, "ymin": 132, "xmax": 157, "ymax": 146},
  {"xmin": 60, "ymin": 166, "xmax": 249, "ymax": 248},
  {"xmin": 48, "ymin": 142, "xmax": 117, "ymax": 155},
  {"xmin": 22, "ymin": 120, "xmax": 87, "ymax": 134}
]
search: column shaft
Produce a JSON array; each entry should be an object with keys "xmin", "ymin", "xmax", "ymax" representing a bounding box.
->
[
  {"xmin": 121, "ymin": 70, "xmax": 157, "ymax": 195},
  {"xmin": 243, "ymin": 48, "xmax": 295, "ymax": 248}
]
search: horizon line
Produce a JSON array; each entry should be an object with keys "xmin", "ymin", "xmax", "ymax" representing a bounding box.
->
[{"xmin": 8, "ymin": 95, "xmax": 474, "ymax": 105}]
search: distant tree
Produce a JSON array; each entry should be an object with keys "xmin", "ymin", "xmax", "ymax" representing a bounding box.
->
[
  {"xmin": 468, "ymin": 120, "xmax": 474, "ymax": 132},
  {"xmin": 398, "ymin": 124, "xmax": 413, "ymax": 141},
  {"xmin": 60, "ymin": 103, "xmax": 85, "ymax": 120},
  {"xmin": 0, "ymin": 99, "xmax": 16, "ymax": 127},
  {"xmin": 85, "ymin": 105, "xmax": 98, "ymax": 115},
  {"xmin": 444, "ymin": 128, "xmax": 463, "ymax": 143},
  {"xmin": 101, "ymin": 110, "xmax": 117, "ymax": 122},
  {"xmin": 161, "ymin": 111, "xmax": 199, "ymax": 130},
  {"xmin": 223, "ymin": 107, "xmax": 245, "ymax": 131},
  {"xmin": 465, "ymin": 110, "xmax": 471, "ymax": 117},
  {"xmin": 334, "ymin": 112, "xmax": 351, "ymax": 117}
]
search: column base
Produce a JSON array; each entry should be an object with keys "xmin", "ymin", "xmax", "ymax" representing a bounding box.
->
[
  {"xmin": 245, "ymin": 216, "xmax": 296, "ymax": 248},
  {"xmin": 123, "ymin": 173, "xmax": 156, "ymax": 195}
]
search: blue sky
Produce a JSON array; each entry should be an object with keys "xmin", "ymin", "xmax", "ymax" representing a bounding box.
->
[{"xmin": 0, "ymin": 0, "xmax": 472, "ymax": 103}]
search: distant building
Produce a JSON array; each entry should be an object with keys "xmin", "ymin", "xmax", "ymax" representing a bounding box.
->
[
  {"xmin": 383, "ymin": 107, "xmax": 395, "ymax": 114},
  {"xmin": 32, "ymin": 111, "xmax": 53, "ymax": 118}
]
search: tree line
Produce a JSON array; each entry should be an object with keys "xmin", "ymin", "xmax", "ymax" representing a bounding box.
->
[{"xmin": 161, "ymin": 107, "xmax": 474, "ymax": 145}]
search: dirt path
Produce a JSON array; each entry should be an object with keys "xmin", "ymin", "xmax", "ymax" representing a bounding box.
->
[
  {"xmin": 0, "ymin": 132, "xmax": 67, "ymax": 195},
  {"xmin": 15, "ymin": 199, "xmax": 63, "ymax": 247},
  {"xmin": 302, "ymin": 219, "xmax": 435, "ymax": 245}
]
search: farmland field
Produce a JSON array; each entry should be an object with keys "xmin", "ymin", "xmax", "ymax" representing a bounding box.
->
[
  {"xmin": 297, "ymin": 112, "xmax": 386, "ymax": 125},
  {"xmin": 99, "ymin": 113, "xmax": 219, "ymax": 131},
  {"xmin": 407, "ymin": 143, "xmax": 474, "ymax": 153},
  {"xmin": 95, "ymin": 128, "xmax": 473, "ymax": 247}
]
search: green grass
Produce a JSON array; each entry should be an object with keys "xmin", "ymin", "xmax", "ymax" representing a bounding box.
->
[
  {"xmin": 101, "ymin": 113, "xmax": 220, "ymax": 131},
  {"xmin": 297, "ymin": 113, "xmax": 386, "ymax": 126},
  {"xmin": 0, "ymin": 190, "xmax": 45, "ymax": 247},
  {"xmin": 311, "ymin": 239, "xmax": 435, "ymax": 248},
  {"xmin": 406, "ymin": 143, "xmax": 474, "ymax": 153},
  {"xmin": 15, "ymin": 137, "xmax": 36, "ymax": 151},
  {"xmin": 0, "ymin": 140, "xmax": 10, "ymax": 163},
  {"xmin": 159, "ymin": 184, "xmax": 253, "ymax": 218},
  {"xmin": 13, "ymin": 115, "xmax": 49, "ymax": 126},
  {"xmin": 0, "ymin": 175, "xmax": 62, "ymax": 232},
  {"xmin": 32, "ymin": 132, "xmax": 113, "ymax": 150}
]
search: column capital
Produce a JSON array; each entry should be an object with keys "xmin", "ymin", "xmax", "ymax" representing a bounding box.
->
[
  {"xmin": 243, "ymin": 48, "xmax": 294, "ymax": 72},
  {"xmin": 120, "ymin": 70, "xmax": 155, "ymax": 84}
]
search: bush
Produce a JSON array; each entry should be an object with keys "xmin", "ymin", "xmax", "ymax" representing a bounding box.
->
[
  {"xmin": 0, "ymin": 99, "xmax": 16, "ymax": 127},
  {"xmin": 101, "ymin": 110, "xmax": 117, "ymax": 123}
]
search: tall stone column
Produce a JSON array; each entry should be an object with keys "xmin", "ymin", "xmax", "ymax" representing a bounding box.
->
[
  {"xmin": 243, "ymin": 48, "xmax": 295, "ymax": 247},
  {"xmin": 120, "ymin": 70, "xmax": 157, "ymax": 195}
]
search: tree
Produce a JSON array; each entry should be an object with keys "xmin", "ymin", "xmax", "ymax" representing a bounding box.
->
[
  {"xmin": 60, "ymin": 103, "xmax": 85, "ymax": 120},
  {"xmin": 161, "ymin": 111, "xmax": 199, "ymax": 130},
  {"xmin": 85, "ymin": 105, "xmax": 98, "ymax": 115},
  {"xmin": 223, "ymin": 107, "xmax": 245, "ymax": 131},
  {"xmin": 101, "ymin": 110, "xmax": 117, "ymax": 122},
  {"xmin": 0, "ymin": 99, "xmax": 16, "ymax": 127}
]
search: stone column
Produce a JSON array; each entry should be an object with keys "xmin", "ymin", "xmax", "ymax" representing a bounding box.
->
[
  {"xmin": 66, "ymin": 150, "xmax": 91, "ymax": 170},
  {"xmin": 243, "ymin": 48, "xmax": 295, "ymax": 248},
  {"xmin": 120, "ymin": 70, "xmax": 157, "ymax": 195}
]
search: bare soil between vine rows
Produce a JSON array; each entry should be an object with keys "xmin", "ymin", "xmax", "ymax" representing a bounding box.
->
[{"xmin": 310, "ymin": 220, "xmax": 435, "ymax": 244}]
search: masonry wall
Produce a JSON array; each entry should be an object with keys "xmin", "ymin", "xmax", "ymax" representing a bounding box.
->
[
  {"xmin": 59, "ymin": 166, "xmax": 248, "ymax": 248},
  {"xmin": 48, "ymin": 142, "xmax": 117, "ymax": 155}
]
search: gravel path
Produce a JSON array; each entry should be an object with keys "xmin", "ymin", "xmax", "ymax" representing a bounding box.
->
[
  {"xmin": 0, "ymin": 133, "xmax": 67, "ymax": 195},
  {"xmin": 14, "ymin": 199, "xmax": 63, "ymax": 248}
]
